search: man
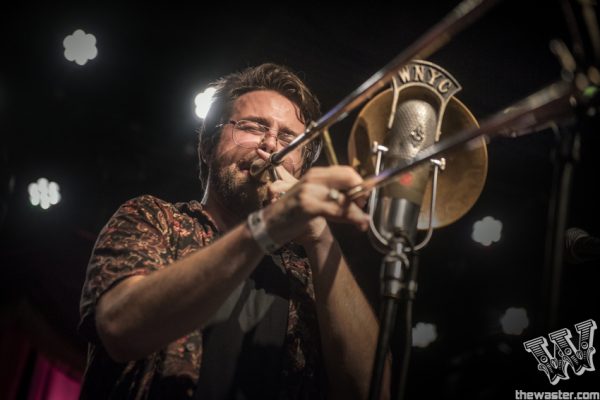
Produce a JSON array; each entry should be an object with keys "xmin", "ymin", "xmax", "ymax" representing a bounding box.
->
[{"xmin": 79, "ymin": 63, "xmax": 386, "ymax": 399}]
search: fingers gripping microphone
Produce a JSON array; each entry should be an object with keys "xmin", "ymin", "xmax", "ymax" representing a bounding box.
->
[{"xmin": 370, "ymin": 61, "xmax": 462, "ymax": 252}]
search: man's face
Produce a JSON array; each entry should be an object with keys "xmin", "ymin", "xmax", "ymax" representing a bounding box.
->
[{"xmin": 207, "ymin": 90, "xmax": 305, "ymax": 216}]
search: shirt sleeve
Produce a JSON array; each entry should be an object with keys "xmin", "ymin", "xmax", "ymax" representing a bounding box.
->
[{"xmin": 78, "ymin": 195, "xmax": 173, "ymax": 343}]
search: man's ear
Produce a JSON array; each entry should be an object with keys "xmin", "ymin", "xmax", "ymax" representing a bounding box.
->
[
  {"xmin": 201, "ymin": 175, "xmax": 211, "ymax": 205},
  {"xmin": 198, "ymin": 146, "xmax": 205, "ymax": 163}
]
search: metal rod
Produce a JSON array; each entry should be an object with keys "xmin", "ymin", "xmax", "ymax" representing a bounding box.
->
[
  {"xmin": 543, "ymin": 125, "xmax": 580, "ymax": 332},
  {"xmin": 251, "ymin": 0, "xmax": 500, "ymax": 177},
  {"xmin": 347, "ymin": 80, "xmax": 576, "ymax": 200},
  {"xmin": 369, "ymin": 297, "xmax": 398, "ymax": 400}
]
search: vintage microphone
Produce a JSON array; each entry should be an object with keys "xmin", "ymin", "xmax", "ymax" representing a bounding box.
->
[
  {"xmin": 372, "ymin": 97, "xmax": 438, "ymax": 400},
  {"xmin": 371, "ymin": 91, "xmax": 441, "ymax": 250},
  {"xmin": 366, "ymin": 62, "xmax": 464, "ymax": 400}
]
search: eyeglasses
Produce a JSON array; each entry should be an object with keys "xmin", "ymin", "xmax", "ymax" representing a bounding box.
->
[{"xmin": 218, "ymin": 119, "xmax": 299, "ymax": 149}]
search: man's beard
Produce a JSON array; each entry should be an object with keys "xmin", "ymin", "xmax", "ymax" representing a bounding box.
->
[{"xmin": 208, "ymin": 161, "xmax": 269, "ymax": 221}]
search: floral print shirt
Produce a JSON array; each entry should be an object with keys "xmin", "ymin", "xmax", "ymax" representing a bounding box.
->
[{"xmin": 78, "ymin": 195, "xmax": 325, "ymax": 399}]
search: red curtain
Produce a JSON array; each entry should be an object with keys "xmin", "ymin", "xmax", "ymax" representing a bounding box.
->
[
  {"xmin": 0, "ymin": 324, "xmax": 81, "ymax": 400},
  {"xmin": 27, "ymin": 354, "xmax": 81, "ymax": 400}
]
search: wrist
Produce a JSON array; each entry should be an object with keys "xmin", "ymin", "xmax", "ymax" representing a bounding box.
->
[{"xmin": 247, "ymin": 209, "xmax": 282, "ymax": 254}]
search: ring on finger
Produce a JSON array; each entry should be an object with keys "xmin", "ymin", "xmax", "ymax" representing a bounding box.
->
[{"xmin": 327, "ymin": 188, "xmax": 341, "ymax": 202}]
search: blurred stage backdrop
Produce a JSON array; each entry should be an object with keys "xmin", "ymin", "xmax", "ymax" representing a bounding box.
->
[{"xmin": 1, "ymin": 0, "xmax": 598, "ymax": 398}]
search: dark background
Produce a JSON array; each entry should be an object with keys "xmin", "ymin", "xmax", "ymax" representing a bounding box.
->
[{"xmin": 1, "ymin": 0, "xmax": 598, "ymax": 398}]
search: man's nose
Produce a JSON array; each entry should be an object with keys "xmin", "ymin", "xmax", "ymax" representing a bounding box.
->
[{"xmin": 259, "ymin": 132, "xmax": 278, "ymax": 153}]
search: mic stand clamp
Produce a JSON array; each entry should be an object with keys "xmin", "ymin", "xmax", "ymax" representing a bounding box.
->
[{"xmin": 382, "ymin": 237, "xmax": 410, "ymax": 299}]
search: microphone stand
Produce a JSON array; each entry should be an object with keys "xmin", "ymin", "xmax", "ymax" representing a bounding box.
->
[
  {"xmin": 542, "ymin": 121, "xmax": 580, "ymax": 332},
  {"xmin": 369, "ymin": 234, "xmax": 419, "ymax": 400},
  {"xmin": 541, "ymin": 0, "xmax": 598, "ymax": 333},
  {"xmin": 394, "ymin": 245, "xmax": 419, "ymax": 400}
]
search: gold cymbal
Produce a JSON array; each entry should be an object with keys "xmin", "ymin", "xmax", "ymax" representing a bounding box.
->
[{"xmin": 347, "ymin": 88, "xmax": 488, "ymax": 230}]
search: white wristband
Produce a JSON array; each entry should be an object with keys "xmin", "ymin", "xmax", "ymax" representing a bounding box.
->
[{"xmin": 247, "ymin": 209, "xmax": 281, "ymax": 254}]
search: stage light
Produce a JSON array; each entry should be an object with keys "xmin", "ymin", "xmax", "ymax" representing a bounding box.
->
[
  {"xmin": 472, "ymin": 216, "xmax": 502, "ymax": 246},
  {"xmin": 28, "ymin": 178, "xmax": 61, "ymax": 210},
  {"xmin": 500, "ymin": 307, "xmax": 529, "ymax": 335},
  {"xmin": 412, "ymin": 322, "xmax": 437, "ymax": 348},
  {"xmin": 63, "ymin": 29, "xmax": 97, "ymax": 66},
  {"xmin": 194, "ymin": 87, "xmax": 216, "ymax": 119}
]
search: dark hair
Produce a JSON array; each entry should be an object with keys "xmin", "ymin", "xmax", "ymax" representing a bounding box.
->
[{"xmin": 197, "ymin": 63, "xmax": 322, "ymax": 193}]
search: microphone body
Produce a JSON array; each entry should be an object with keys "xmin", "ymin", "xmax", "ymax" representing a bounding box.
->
[
  {"xmin": 565, "ymin": 227, "xmax": 600, "ymax": 264},
  {"xmin": 370, "ymin": 90, "xmax": 439, "ymax": 252}
]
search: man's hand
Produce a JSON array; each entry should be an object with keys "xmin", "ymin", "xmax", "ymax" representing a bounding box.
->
[
  {"xmin": 262, "ymin": 162, "xmax": 370, "ymax": 248},
  {"xmin": 267, "ymin": 165, "xmax": 328, "ymax": 246}
]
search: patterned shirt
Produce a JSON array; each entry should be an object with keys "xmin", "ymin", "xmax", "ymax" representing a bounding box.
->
[{"xmin": 78, "ymin": 195, "xmax": 325, "ymax": 399}]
